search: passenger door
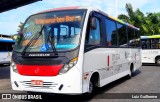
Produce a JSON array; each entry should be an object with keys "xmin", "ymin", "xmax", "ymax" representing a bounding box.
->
[
  {"xmin": 83, "ymin": 14, "xmax": 104, "ymax": 73},
  {"xmin": 83, "ymin": 13, "xmax": 107, "ymax": 91}
]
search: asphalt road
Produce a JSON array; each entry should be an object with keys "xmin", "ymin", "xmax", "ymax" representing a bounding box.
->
[{"xmin": 0, "ymin": 64, "xmax": 160, "ymax": 102}]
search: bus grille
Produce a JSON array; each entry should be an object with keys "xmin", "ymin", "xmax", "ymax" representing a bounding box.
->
[{"xmin": 20, "ymin": 81, "xmax": 58, "ymax": 88}]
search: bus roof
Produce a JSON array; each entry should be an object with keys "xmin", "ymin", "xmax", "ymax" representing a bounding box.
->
[
  {"xmin": 141, "ymin": 35, "xmax": 160, "ymax": 39},
  {"xmin": 0, "ymin": 37, "xmax": 15, "ymax": 43},
  {"xmin": 35, "ymin": 6, "xmax": 140, "ymax": 30}
]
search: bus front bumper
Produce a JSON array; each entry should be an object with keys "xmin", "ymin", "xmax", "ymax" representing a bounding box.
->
[{"xmin": 10, "ymin": 66, "xmax": 82, "ymax": 94}]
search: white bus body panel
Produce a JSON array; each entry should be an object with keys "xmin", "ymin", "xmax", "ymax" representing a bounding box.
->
[
  {"xmin": 141, "ymin": 49, "xmax": 160, "ymax": 63},
  {"xmin": 82, "ymin": 48, "xmax": 141, "ymax": 93}
]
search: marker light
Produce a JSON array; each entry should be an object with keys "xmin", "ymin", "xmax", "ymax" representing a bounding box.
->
[{"xmin": 59, "ymin": 57, "xmax": 78, "ymax": 75}]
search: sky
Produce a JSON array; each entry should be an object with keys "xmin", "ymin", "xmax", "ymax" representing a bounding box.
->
[{"xmin": 0, "ymin": 0, "xmax": 160, "ymax": 35}]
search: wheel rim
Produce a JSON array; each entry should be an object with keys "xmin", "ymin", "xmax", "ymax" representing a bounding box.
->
[
  {"xmin": 157, "ymin": 59, "xmax": 160, "ymax": 65},
  {"xmin": 88, "ymin": 81, "xmax": 93, "ymax": 94}
]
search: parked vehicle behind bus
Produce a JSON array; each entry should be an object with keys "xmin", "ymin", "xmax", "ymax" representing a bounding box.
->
[
  {"xmin": 0, "ymin": 37, "xmax": 15, "ymax": 65},
  {"xmin": 11, "ymin": 6, "xmax": 141, "ymax": 95},
  {"xmin": 141, "ymin": 35, "xmax": 160, "ymax": 65}
]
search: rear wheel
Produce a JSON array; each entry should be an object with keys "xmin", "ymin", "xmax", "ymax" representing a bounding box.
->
[
  {"xmin": 156, "ymin": 57, "xmax": 160, "ymax": 66},
  {"xmin": 127, "ymin": 64, "xmax": 134, "ymax": 79}
]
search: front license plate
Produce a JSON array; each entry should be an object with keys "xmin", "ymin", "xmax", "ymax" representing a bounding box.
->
[{"xmin": 31, "ymin": 80, "xmax": 43, "ymax": 86}]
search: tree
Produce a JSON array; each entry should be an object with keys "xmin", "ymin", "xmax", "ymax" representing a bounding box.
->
[
  {"xmin": 17, "ymin": 22, "xmax": 23, "ymax": 33},
  {"xmin": 146, "ymin": 13, "xmax": 160, "ymax": 35},
  {"xmin": 118, "ymin": 3, "xmax": 160, "ymax": 35}
]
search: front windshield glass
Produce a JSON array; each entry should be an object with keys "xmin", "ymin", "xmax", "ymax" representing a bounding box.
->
[{"xmin": 14, "ymin": 10, "xmax": 86, "ymax": 52}]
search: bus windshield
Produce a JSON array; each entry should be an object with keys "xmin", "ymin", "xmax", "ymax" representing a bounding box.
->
[
  {"xmin": 14, "ymin": 10, "xmax": 86, "ymax": 53},
  {"xmin": 0, "ymin": 41, "xmax": 15, "ymax": 52}
]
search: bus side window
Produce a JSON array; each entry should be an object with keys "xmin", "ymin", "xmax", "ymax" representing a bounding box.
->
[
  {"xmin": 135, "ymin": 30, "xmax": 140, "ymax": 48},
  {"xmin": 158, "ymin": 39, "xmax": 160, "ymax": 49},
  {"xmin": 86, "ymin": 17, "xmax": 101, "ymax": 45},
  {"xmin": 105, "ymin": 18, "xmax": 117, "ymax": 47},
  {"xmin": 146, "ymin": 39, "xmax": 151, "ymax": 49},
  {"xmin": 152, "ymin": 39, "xmax": 159, "ymax": 49},
  {"xmin": 128, "ymin": 27, "xmax": 135, "ymax": 48},
  {"xmin": 117, "ymin": 23, "xmax": 127, "ymax": 47},
  {"xmin": 142, "ymin": 43, "xmax": 147, "ymax": 49}
]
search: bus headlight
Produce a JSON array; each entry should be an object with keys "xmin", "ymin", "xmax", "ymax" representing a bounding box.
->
[
  {"xmin": 59, "ymin": 57, "xmax": 78, "ymax": 75},
  {"xmin": 11, "ymin": 61, "xmax": 18, "ymax": 73}
]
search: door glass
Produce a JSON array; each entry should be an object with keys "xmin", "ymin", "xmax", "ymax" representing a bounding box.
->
[{"xmin": 87, "ymin": 18, "xmax": 101, "ymax": 45}]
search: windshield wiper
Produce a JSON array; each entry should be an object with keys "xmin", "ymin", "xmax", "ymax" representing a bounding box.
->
[
  {"xmin": 48, "ymin": 30, "xmax": 58, "ymax": 56},
  {"xmin": 21, "ymin": 25, "xmax": 44, "ymax": 56}
]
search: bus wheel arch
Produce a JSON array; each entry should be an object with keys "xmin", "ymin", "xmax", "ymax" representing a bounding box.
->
[
  {"xmin": 87, "ymin": 72, "xmax": 100, "ymax": 95},
  {"xmin": 155, "ymin": 56, "xmax": 160, "ymax": 66}
]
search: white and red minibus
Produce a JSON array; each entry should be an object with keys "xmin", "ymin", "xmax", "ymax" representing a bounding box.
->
[{"xmin": 11, "ymin": 6, "xmax": 141, "ymax": 95}]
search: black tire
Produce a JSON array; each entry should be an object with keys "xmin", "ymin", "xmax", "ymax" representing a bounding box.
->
[
  {"xmin": 83, "ymin": 73, "xmax": 99, "ymax": 99},
  {"xmin": 85, "ymin": 81, "xmax": 94, "ymax": 97},
  {"xmin": 89, "ymin": 81, "xmax": 94, "ymax": 94},
  {"xmin": 84, "ymin": 78, "xmax": 99, "ymax": 99},
  {"xmin": 127, "ymin": 64, "xmax": 134, "ymax": 79},
  {"xmin": 156, "ymin": 57, "xmax": 160, "ymax": 66}
]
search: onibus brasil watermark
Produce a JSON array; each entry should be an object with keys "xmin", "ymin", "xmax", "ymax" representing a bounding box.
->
[
  {"xmin": 1, "ymin": 94, "xmax": 42, "ymax": 100},
  {"xmin": 1, "ymin": 93, "xmax": 159, "ymax": 100}
]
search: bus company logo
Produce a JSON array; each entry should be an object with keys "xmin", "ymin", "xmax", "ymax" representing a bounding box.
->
[
  {"xmin": 2, "ymin": 94, "xmax": 11, "ymax": 99},
  {"xmin": 35, "ymin": 67, "xmax": 40, "ymax": 74},
  {"xmin": 29, "ymin": 54, "xmax": 50, "ymax": 57}
]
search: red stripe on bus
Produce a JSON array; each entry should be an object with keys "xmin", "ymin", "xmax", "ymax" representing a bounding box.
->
[
  {"xmin": 108, "ymin": 55, "xmax": 110, "ymax": 67},
  {"xmin": 16, "ymin": 64, "xmax": 63, "ymax": 76}
]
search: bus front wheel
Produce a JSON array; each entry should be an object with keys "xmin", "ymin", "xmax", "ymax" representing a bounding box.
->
[
  {"xmin": 83, "ymin": 80, "xmax": 95, "ymax": 99},
  {"xmin": 88, "ymin": 81, "xmax": 94, "ymax": 94},
  {"xmin": 85, "ymin": 73, "xmax": 99, "ymax": 98}
]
